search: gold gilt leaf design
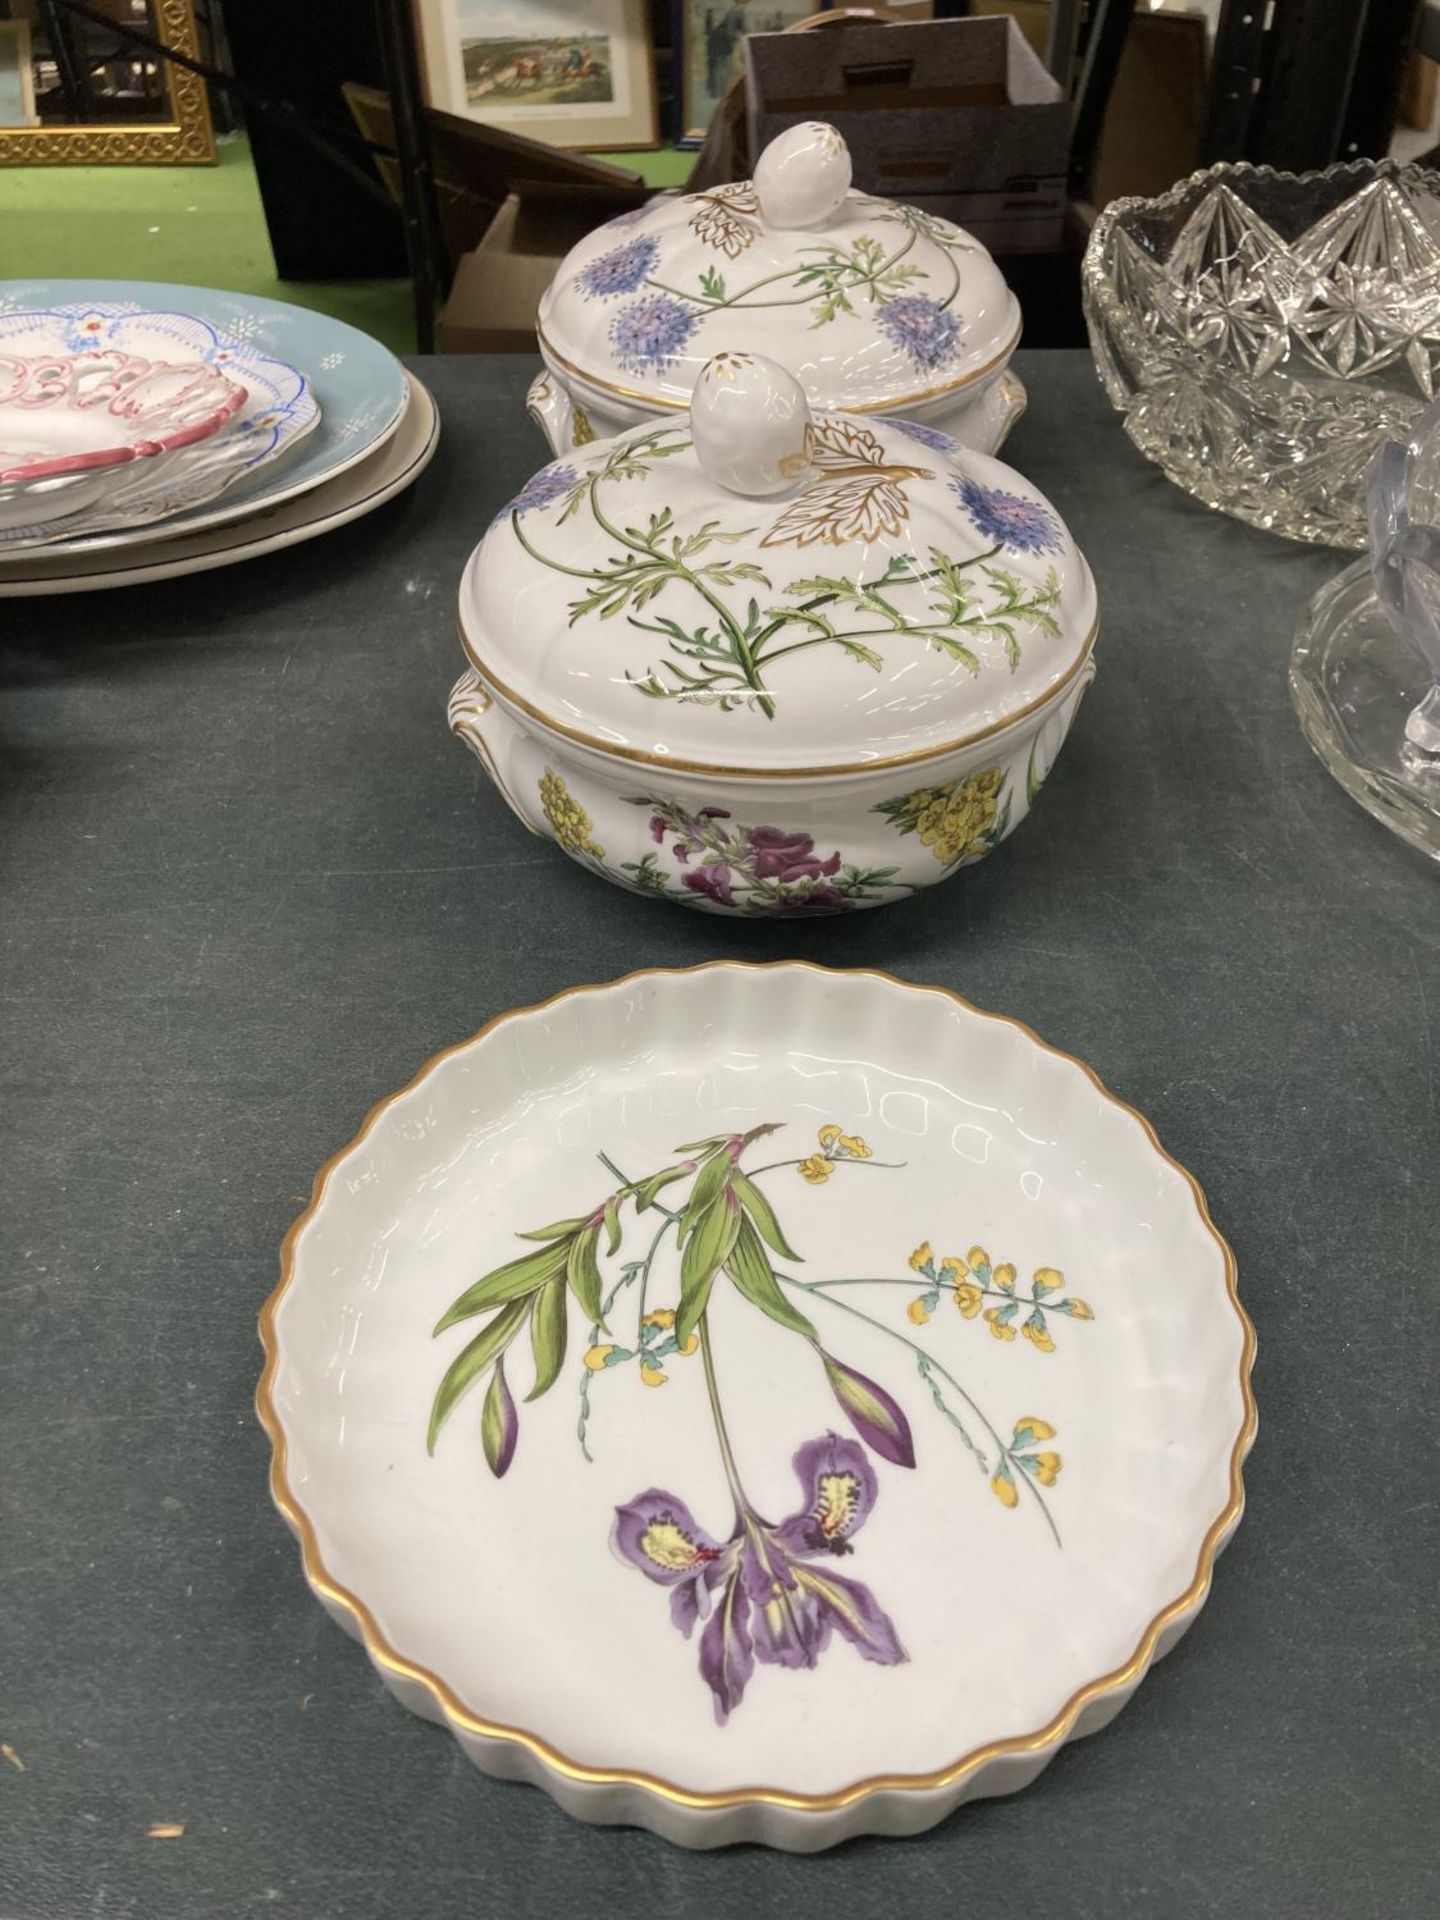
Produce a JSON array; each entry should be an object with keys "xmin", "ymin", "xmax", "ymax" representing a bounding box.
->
[
  {"xmin": 689, "ymin": 184, "xmax": 761, "ymax": 259},
  {"xmin": 760, "ymin": 418, "xmax": 934, "ymax": 549}
]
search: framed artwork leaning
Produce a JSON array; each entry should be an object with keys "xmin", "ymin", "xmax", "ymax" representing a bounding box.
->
[
  {"xmin": 676, "ymin": 0, "xmax": 820, "ymax": 145},
  {"xmin": 412, "ymin": 0, "xmax": 659, "ymax": 152}
]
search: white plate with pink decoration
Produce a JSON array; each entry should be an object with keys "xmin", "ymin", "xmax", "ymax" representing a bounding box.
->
[
  {"xmin": 0, "ymin": 347, "xmax": 246, "ymax": 530},
  {"xmin": 258, "ymin": 963, "xmax": 1256, "ymax": 1850},
  {"xmin": 0, "ymin": 300, "xmax": 319, "ymax": 550}
]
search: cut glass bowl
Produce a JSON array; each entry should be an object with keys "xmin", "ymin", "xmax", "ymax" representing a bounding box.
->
[{"xmin": 1084, "ymin": 160, "xmax": 1440, "ymax": 548}]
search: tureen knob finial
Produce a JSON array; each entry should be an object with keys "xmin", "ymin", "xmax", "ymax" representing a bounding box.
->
[
  {"xmin": 753, "ymin": 122, "xmax": 852, "ymax": 231},
  {"xmin": 691, "ymin": 353, "xmax": 813, "ymax": 498}
]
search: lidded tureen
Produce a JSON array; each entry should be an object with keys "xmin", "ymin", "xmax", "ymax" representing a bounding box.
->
[
  {"xmin": 451, "ymin": 353, "xmax": 1096, "ymax": 917},
  {"xmin": 528, "ymin": 123, "xmax": 1026, "ymax": 460}
]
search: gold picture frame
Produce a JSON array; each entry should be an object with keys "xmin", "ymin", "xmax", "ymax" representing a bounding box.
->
[
  {"xmin": 412, "ymin": 0, "xmax": 659, "ymax": 153},
  {"xmin": 0, "ymin": 0, "xmax": 216, "ymax": 166}
]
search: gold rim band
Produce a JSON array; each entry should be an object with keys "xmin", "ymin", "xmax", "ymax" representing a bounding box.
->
[
  {"xmin": 257, "ymin": 961, "xmax": 1257, "ymax": 1819},
  {"xmin": 456, "ymin": 604, "xmax": 1099, "ymax": 781},
  {"xmin": 536, "ymin": 309, "xmax": 1023, "ymax": 418}
]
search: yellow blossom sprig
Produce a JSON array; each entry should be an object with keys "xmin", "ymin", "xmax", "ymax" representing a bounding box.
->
[
  {"xmin": 584, "ymin": 1307, "xmax": 700, "ymax": 1389},
  {"xmin": 797, "ymin": 1123, "xmax": 875, "ymax": 1184},
  {"xmin": 906, "ymin": 1242, "xmax": 1093, "ymax": 1351},
  {"xmin": 990, "ymin": 1417, "xmax": 1062, "ymax": 1508}
]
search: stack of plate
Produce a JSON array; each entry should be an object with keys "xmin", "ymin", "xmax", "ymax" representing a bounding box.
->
[{"xmin": 0, "ymin": 280, "xmax": 438, "ymax": 597}]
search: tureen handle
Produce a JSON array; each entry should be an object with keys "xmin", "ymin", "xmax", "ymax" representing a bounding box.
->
[
  {"xmin": 753, "ymin": 122, "xmax": 853, "ymax": 230},
  {"xmin": 447, "ymin": 669, "xmax": 545, "ymax": 836},
  {"xmin": 525, "ymin": 371, "xmax": 576, "ymax": 458},
  {"xmin": 690, "ymin": 353, "xmax": 814, "ymax": 498}
]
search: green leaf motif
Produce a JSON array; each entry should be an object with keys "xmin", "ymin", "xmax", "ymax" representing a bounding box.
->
[
  {"xmin": 677, "ymin": 1190, "xmax": 742, "ymax": 1347},
  {"xmin": 566, "ymin": 1225, "xmax": 606, "ymax": 1327},
  {"xmin": 481, "ymin": 1357, "xmax": 518, "ymax": 1477},
  {"xmin": 514, "ymin": 1216, "xmax": 589, "ymax": 1243},
  {"xmin": 601, "ymin": 1196, "xmax": 623, "ymax": 1256},
  {"xmin": 678, "ymin": 1148, "xmax": 733, "ymax": 1246},
  {"xmin": 527, "ymin": 1277, "xmax": 568, "ymax": 1401},
  {"xmin": 427, "ymin": 1296, "xmax": 529, "ymax": 1453},
  {"xmin": 724, "ymin": 1217, "xmax": 817, "ymax": 1341},
  {"xmin": 433, "ymin": 1240, "xmax": 568, "ymax": 1334},
  {"xmin": 730, "ymin": 1170, "xmax": 802, "ymax": 1262}
]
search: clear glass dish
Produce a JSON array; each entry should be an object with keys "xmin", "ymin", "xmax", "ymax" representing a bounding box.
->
[
  {"xmin": 1084, "ymin": 160, "xmax": 1440, "ymax": 549},
  {"xmin": 1291, "ymin": 397, "xmax": 1440, "ymax": 858}
]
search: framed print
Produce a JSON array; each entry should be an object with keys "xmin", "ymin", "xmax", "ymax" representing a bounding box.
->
[
  {"xmin": 677, "ymin": 1, "xmax": 820, "ymax": 145},
  {"xmin": 0, "ymin": 0, "xmax": 214, "ymax": 165},
  {"xmin": 413, "ymin": 0, "xmax": 659, "ymax": 152},
  {"xmin": 0, "ymin": 20, "xmax": 36, "ymax": 128}
]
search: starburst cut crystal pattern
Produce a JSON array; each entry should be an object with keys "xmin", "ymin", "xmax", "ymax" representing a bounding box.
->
[{"xmin": 1084, "ymin": 162, "xmax": 1440, "ymax": 546}]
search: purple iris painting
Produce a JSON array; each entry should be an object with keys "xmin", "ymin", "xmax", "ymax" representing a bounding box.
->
[
  {"xmin": 953, "ymin": 476, "xmax": 1062, "ymax": 555},
  {"xmin": 613, "ymin": 1433, "xmax": 907, "ymax": 1723}
]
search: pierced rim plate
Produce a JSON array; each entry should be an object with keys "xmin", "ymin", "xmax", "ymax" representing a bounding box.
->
[
  {"xmin": 0, "ymin": 281, "xmax": 409, "ymax": 554},
  {"xmin": 0, "ymin": 373, "xmax": 436, "ymax": 596},
  {"xmin": 258, "ymin": 963, "xmax": 1255, "ymax": 1850}
]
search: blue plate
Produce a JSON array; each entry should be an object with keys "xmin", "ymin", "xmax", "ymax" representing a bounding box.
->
[{"xmin": 0, "ymin": 279, "xmax": 409, "ymax": 552}]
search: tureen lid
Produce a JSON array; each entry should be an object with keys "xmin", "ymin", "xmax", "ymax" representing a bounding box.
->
[
  {"xmin": 538, "ymin": 124, "xmax": 1021, "ymax": 417},
  {"xmin": 460, "ymin": 354, "xmax": 1096, "ymax": 777}
]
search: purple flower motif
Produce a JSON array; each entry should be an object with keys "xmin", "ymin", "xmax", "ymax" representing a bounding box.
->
[
  {"xmin": 574, "ymin": 235, "xmax": 661, "ymax": 300},
  {"xmin": 745, "ymin": 826, "xmax": 842, "ymax": 885},
  {"xmin": 777, "ymin": 885, "xmax": 848, "ymax": 916},
  {"xmin": 609, "ymin": 294, "xmax": 700, "ymax": 375},
  {"xmin": 683, "ymin": 862, "xmax": 733, "ymax": 906},
  {"xmin": 891, "ymin": 417, "xmax": 956, "ymax": 454},
  {"xmin": 490, "ymin": 463, "xmax": 578, "ymax": 527},
  {"xmin": 612, "ymin": 1433, "xmax": 906, "ymax": 1723},
  {"xmin": 952, "ymin": 475, "xmax": 1062, "ymax": 555},
  {"xmin": 819, "ymin": 1350, "xmax": 916, "ymax": 1466},
  {"xmin": 875, "ymin": 295, "xmax": 961, "ymax": 372}
]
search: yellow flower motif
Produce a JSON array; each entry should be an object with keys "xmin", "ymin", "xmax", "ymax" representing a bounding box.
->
[
  {"xmin": 837, "ymin": 1132, "xmax": 871, "ymax": 1159},
  {"xmin": 818, "ymin": 1123, "xmax": 843, "ymax": 1152},
  {"xmin": 967, "ymin": 1246, "xmax": 989, "ymax": 1271},
  {"xmin": 906, "ymin": 1296, "xmax": 932, "ymax": 1325},
  {"xmin": 908, "ymin": 767, "xmax": 1003, "ymax": 867},
  {"xmin": 954, "ymin": 1279, "xmax": 983, "ymax": 1318},
  {"xmin": 983, "ymin": 1307, "xmax": 1016, "ymax": 1342},
  {"xmin": 675, "ymin": 1330, "xmax": 699, "ymax": 1356},
  {"xmin": 1022, "ymin": 1319, "xmax": 1057, "ymax": 1354},
  {"xmin": 583, "ymin": 1344, "xmax": 615, "ymax": 1370},
  {"xmin": 798, "ymin": 1153, "xmax": 834, "ymax": 1183},
  {"xmin": 908, "ymin": 1240, "xmax": 934, "ymax": 1273},
  {"xmin": 1033, "ymin": 1266, "xmax": 1063, "ymax": 1292},
  {"xmin": 1012, "ymin": 1416, "xmax": 1055, "ymax": 1446},
  {"xmin": 1031, "ymin": 1451, "xmax": 1062, "ymax": 1486},
  {"xmin": 639, "ymin": 1358, "xmax": 668, "ymax": 1387},
  {"xmin": 538, "ymin": 768, "xmax": 604, "ymax": 858},
  {"xmin": 570, "ymin": 401, "xmax": 596, "ymax": 446},
  {"xmin": 990, "ymin": 1470, "xmax": 1018, "ymax": 1508},
  {"xmin": 1066, "ymin": 1298, "xmax": 1094, "ymax": 1320},
  {"xmin": 938, "ymin": 1254, "xmax": 967, "ymax": 1280},
  {"xmin": 642, "ymin": 1309, "xmax": 676, "ymax": 1331},
  {"xmin": 993, "ymin": 1263, "xmax": 1017, "ymax": 1292}
]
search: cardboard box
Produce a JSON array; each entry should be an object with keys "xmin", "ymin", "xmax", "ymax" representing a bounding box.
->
[
  {"xmin": 438, "ymin": 184, "xmax": 647, "ymax": 354},
  {"xmin": 745, "ymin": 16, "xmax": 1068, "ymax": 251}
]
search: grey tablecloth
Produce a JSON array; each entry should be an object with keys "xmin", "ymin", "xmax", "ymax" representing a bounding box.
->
[{"xmin": 2, "ymin": 354, "xmax": 1435, "ymax": 1919}]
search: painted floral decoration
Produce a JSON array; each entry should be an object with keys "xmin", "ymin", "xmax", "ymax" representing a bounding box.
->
[
  {"xmin": 953, "ymin": 476, "xmax": 1062, "ymax": 555},
  {"xmin": 428, "ymin": 1118, "xmax": 1094, "ymax": 1718},
  {"xmin": 873, "ymin": 768, "xmax": 1008, "ymax": 868},
  {"xmin": 613, "ymin": 1433, "xmax": 905, "ymax": 1725},
  {"xmin": 609, "ymin": 294, "xmax": 701, "ymax": 375},
  {"xmin": 875, "ymin": 295, "xmax": 961, "ymax": 372},
  {"xmin": 616, "ymin": 796, "xmax": 903, "ymax": 913},
  {"xmin": 492, "ymin": 463, "xmax": 579, "ymax": 528},
  {"xmin": 892, "ymin": 417, "xmax": 958, "ymax": 455},
  {"xmin": 539, "ymin": 769, "xmax": 604, "ymax": 857},
  {"xmin": 574, "ymin": 236, "xmax": 661, "ymax": 300}
]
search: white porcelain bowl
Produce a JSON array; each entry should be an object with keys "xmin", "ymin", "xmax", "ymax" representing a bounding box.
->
[
  {"xmin": 259, "ymin": 963, "xmax": 1256, "ymax": 1849},
  {"xmin": 453, "ymin": 353, "xmax": 1096, "ymax": 916},
  {"xmin": 529, "ymin": 122, "xmax": 1025, "ymax": 460}
]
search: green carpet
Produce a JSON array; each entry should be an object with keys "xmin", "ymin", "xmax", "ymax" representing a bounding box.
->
[
  {"xmin": 0, "ymin": 132, "xmax": 417, "ymax": 355},
  {"xmin": 0, "ymin": 131, "xmax": 694, "ymax": 354}
]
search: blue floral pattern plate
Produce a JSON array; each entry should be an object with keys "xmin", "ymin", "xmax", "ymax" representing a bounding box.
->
[{"xmin": 0, "ymin": 280, "xmax": 408, "ymax": 555}]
